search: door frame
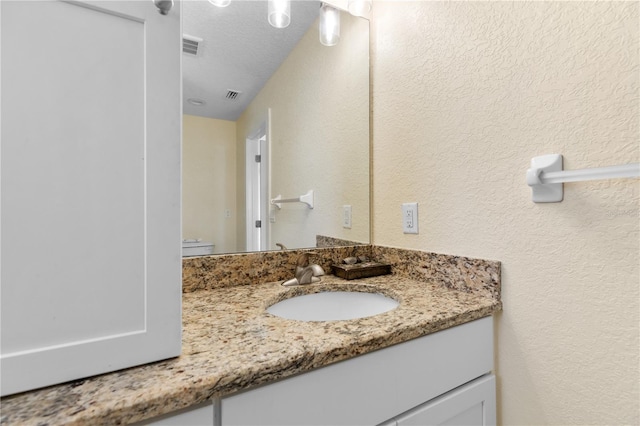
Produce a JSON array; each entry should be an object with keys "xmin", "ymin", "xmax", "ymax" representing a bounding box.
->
[{"xmin": 245, "ymin": 109, "xmax": 271, "ymax": 252}]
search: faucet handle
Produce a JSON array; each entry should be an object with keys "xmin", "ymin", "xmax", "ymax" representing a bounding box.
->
[
  {"xmin": 309, "ymin": 264, "xmax": 325, "ymax": 276},
  {"xmin": 296, "ymin": 266, "xmax": 315, "ymax": 284},
  {"xmin": 295, "ymin": 251, "xmax": 318, "ymax": 267},
  {"xmin": 284, "ymin": 252, "xmax": 324, "ymax": 286}
]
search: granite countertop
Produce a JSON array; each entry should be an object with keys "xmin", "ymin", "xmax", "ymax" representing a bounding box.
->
[{"xmin": 0, "ymin": 274, "xmax": 501, "ymax": 426}]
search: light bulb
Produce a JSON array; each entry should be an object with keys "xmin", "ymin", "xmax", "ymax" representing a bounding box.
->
[
  {"xmin": 319, "ymin": 3, "xmax": 340, "ymax": 47},
  {"xmin": 348, "ymin": 0, "xmax": 371, "ymax": 17},
  {"xmin": 208, "ymin": 0, "xmax": 230, "ymax": 7},
  {"xmin": 268, "ymin": 0, "xmax": 291, "ymax": 29}
]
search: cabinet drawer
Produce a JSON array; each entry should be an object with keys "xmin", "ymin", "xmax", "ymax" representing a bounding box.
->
[{"xmin": 221, "ymin": 316, "xmax": 494, "ymax": 426}]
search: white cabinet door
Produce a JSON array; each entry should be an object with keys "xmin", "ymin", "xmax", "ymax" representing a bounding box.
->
[
  {"xmin": 395, "ymin": 374, "xmax": 496, "ymax": 426},
  {"xmin": 0, "ymin": 0, "xmax": 182, "ymax": 396}
]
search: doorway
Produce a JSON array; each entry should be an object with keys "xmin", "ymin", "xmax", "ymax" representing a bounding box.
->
[{"xmin": 245, "ymin": 113, "xmax": 270, "ymax": 251}]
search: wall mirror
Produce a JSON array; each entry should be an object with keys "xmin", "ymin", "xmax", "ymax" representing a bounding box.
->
[{"xmin": 182, "ymin": 0, "xmax": 370, "ymax": 255}]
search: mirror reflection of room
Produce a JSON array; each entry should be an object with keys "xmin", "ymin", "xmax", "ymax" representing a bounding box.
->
[{"xmin": 182, "ymin": 0, "xmax": 370, "ymax": 255}]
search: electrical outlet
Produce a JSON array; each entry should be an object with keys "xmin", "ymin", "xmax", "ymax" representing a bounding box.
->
[
  {"xmin": 225, "ymin": 209, "xmax": 231, "ymax": 218},
  {"xmin": 343, "ymin": 205, "xmax": 352, "ymax": 229},
  {"xmin": 402, "ymin": 202, "xmax": 418, "ymax": 234}
]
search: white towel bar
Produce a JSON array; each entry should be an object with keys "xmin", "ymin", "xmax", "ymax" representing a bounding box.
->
[
  {"xmin": 271, "ymin": 190, "xmax": 314, "ymax": 209},
  {"xmin": 527, "ymin": 154, "xmax": 640, "ymax": 203}
]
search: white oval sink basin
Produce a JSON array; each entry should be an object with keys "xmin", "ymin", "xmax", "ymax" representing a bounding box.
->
[{"xmin": 267, "ymin": 291, "xmax": 399, "ymax": 321}]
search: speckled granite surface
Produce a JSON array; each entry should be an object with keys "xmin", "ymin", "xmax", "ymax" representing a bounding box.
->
[
  {"xmin": 316, "ymin": 235, "xmax": 367, "ymax": 248},
  {"xmin": 1, "ymin": 246, "xmax": 501, "ymax": 426},
  {"xmin": 182, "ymin": 245, "xmax": 500, "ymax": 299},
  {"xmin": 182, "ymin": 246, "xmax": 372, "ymax": 292},
  {"xmin": 372, "ymin": 246, "xmax": 501, "ymax": 300}
]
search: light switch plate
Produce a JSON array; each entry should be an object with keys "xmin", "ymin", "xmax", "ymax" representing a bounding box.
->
[{"xmin": 402, "ymin": 202, "xmax": 418, "ymax": 234}]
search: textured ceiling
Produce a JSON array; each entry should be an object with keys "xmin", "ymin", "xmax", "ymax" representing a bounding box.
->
[{"xmin": 182, "ymin": 0, "xmax": 320, "ymax": 121}]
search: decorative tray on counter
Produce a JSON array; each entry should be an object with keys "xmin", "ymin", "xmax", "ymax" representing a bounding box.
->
[{"xmin": 331, "ymin": 262, "xmax": 392, "ymax": 280}]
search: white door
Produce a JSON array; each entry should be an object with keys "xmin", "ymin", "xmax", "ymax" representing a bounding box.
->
[
  {"xmin": 245, "ymin": 117, "xmax": 270, "ymax": 251},
  {"xmin": 0, "ymin": 0, "xmax": 182, "ymax": 396}
]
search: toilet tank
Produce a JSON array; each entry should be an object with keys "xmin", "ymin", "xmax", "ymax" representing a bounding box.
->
[{"xmin": 182, "ymin": 240, "xmax": 215, "ymax": 257}]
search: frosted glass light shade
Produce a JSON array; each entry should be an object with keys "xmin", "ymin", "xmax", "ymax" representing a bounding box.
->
[
  {"xmin": 268, "ymin": 0, "xmax": 291, "ymax": 28},
  {"xmin": 208, "ymin": 0, "xmax": 230, "ymax": 7},
  {"xmin": 319, "ymin": 3, "xmax": 340, "ymax": 46},
  {"xmin": 348, "ymin": 0, "xmax": 371, "ymax": 17}
]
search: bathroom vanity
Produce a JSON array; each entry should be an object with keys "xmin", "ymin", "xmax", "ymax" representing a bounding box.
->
[
  {"xmin": 145, "ymin": 316, "xmax": 494, "ymax": 426},
  {"xmin": 0, "ymin": 247, "xmax": 501, "ymax": 425},
  {"xmin": 220, "ymin": 317, "xmax": 494, "ymax": 426},
  {"xmin": 0, "ymin": 246, "xmax": 502, "ymax": 426}
]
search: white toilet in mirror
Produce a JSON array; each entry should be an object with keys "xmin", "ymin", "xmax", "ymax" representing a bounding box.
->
[{"xmin": 182, "ymin": 239, "xmax": 214, "ymax": 257}]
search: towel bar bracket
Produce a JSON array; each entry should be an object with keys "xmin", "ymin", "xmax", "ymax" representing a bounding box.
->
[{"xmin": 527, "ymin": 154, "xmax": 564, "ymax": 203}]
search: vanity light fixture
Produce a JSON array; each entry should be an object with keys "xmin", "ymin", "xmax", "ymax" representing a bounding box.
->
[
  {"xmin": 268, "ymin": 0, "xmax": 291, "ymax": 29},
  {"xmin": 319, "ymin": 3, "xmax": 340, "ymax": 47},
  {"xmin": 208, "ymin": 0, "xmax": 231, "ymax": 7},
  {"xmin": 347, "ymin": 0, "xmax": 371, "ymax": 17},
  {"xmin": 153, "ymin": 0, "xmax": 173, "ymax": 15}
]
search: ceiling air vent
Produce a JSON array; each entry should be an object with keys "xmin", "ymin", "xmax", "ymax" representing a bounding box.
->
[
  {"xmin": 182, "ymin": 34, "xmax": 202, "ymax": 56},
  {"xmin": 226, "ymin": 90, "xmax": 241, "ymax": 100}
]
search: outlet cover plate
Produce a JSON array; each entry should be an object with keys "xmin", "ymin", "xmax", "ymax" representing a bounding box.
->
[
  {"xmin": 402, "ymin": 202, "xmax": 418, "ymax": 234},
  {"xmin": 343, "ymin": 205, "xmax": 352, "ymax": 229}
]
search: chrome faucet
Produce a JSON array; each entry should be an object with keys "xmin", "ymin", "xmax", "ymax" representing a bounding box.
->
[{"xmin": 282, "ymin": 252, "xmax": 325, "ymax": 286}]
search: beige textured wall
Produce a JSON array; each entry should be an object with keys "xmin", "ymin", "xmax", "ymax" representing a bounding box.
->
[
  {"xmin": 371, "ymin": 1, "xmax": 639, "ymax": 424},
  {"xmin": 182, "ymin": 115, "xmax": 237, "ymax": 253},
  {"xmin": 237, "ymin": 13, "xmax": 370, "ymax": 251}
]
